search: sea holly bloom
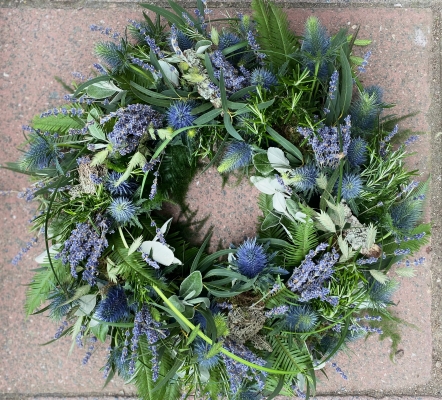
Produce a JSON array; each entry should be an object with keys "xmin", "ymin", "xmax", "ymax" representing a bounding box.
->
[
  {"xmin": 166, "ymin": 101, "xmax": 196, "ymax": 130},
  {"xmin": 95, "ymin": 286, "xmax": 130, "ymax": 323},
  {"xmin": 236, "ymin": 238, "xmax": 268, "ymax": 278},
  {"xmin": 340, "ymin": 172, "xmax": 363, "ymax": 200},
  {"xmin": 250, "ymin": 68, "xmax": 278, "ymax": 89},
  {"xmin": 105, "ymin": 171, "xmax": 138, "ymax": 197},
  {"xmin": 108, "ymin": 197, "xmax": 139, "ymax": 224},
  {"xmin": 218, "ymin": 141, "xmax": 253, "ymax": 173}
]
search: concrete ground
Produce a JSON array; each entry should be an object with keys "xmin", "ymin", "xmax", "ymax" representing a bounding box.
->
[{"xmin": 0, "ymin": 0, "xmax": 441, "ymax": 399}]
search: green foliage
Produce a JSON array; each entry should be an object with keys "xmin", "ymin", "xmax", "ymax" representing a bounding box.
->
[{"xmin": 252, "ymin": 0, "xmax": 299, "ymax": 68}]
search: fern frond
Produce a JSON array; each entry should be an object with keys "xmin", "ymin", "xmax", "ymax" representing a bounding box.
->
[
  {"xmin": 252, "ymin": 0, "xmax": 299, "ymax": 68},
  {"xmin": 283, "ymin": 216, "xmax": 318, "ymax": 266},
  {"xmin": 25, "ymin": 267, "xmax": 56, "ymax": 316},
  {"xmin": 32, "ymin": 114, "xmax": 84, "ymax": 134},
  {"xmin": 267, "ymin": 335, "xmax": 311, "ymax": 378},
  {"xmin": 132, "ymin": 337, "xmax": 156, "ymax": 400}
]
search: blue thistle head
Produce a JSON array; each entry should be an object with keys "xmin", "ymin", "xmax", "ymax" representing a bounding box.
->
[
  {"xmin": 301, "ymin": 16, "xmax": 331, "ymax": 79},
  {"xmin": 107, "ymin": 346, "xmax": 132, "ymax": 380},
  {"xmin": 21, "ymin": 133, "xmax": 59, "ymax": 171},
  {"xmin": 48, "ymin": 288, "xmax": 75, "ymax": 321},
  {"xmin": 340, "ymin": 173, "xmax": 363, "ymax": 200},
  {"xmin": 218, "ymin": 32, "xmax": 242, "ymax": 64},
  {"xmin": 108, "ymin": 197, "xmax": 138, "ymax": 224},
  {"xmin": 239, "ymin": 390, "xmax": 263, "ymax": 400},
  {"xmin": 193, "ymin": 339, "xmax": 220, "ymax": 370},
  {"xmin": 96, "ymin": 286, "xmax": 130, "ymax": 323},
  {"xmin": 166, "ymin": 101, "xmax": 196, "ymax": 130},
  {"xmin": 250, "ymin": 68, "xmax": 278, "ymax": 89},
  {"xmin": 350, "ymin": 86, "xmax": 383, "ymax": 135},
  {"xmin": 347, "ymin": 137, "xmax": 368, "ymax": 167},
  {"xmin": 285, "ymin": 305, "xmax": 318, "ymax": 332},
  {"xmin": 289, "ymin": 164, "xmax": 318, "ymax": 192},
  {"xmin": 218, "ymin": 32, "xmax": 241, "ymax": 51},
  {"xmin": 105, "ymin": 171, "xmax": 138, "ymax": 197},
  {"xmin": 217, "ymin": 141, "xmax": 253, "ymax": 173},
  {"xmin": 94, "ymin": 41, "xmax": 124, "ymax": 72},
  {"xmin": 236, "ymin": 238, "xmax": 268, "ymax": 278},
  {"xmin": 171, "ymin": 30, "xmax": 194, "ymax": 51},
  {"xmin": 390, "ymin": 197, "xmax": 424, "ymax": 232},
  {"xmin": 368, "ymin": 279, "xmax": 399, "ymax": 306}
]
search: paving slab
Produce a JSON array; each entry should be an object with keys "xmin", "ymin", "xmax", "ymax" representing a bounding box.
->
[{"xmin": 0, "ymin": 4, "xmax": 438, "ymax": 399}]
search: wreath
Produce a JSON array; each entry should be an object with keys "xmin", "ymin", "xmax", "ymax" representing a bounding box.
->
[{"xmin": 6, "ymin": 0, "xmax": 430, "ymax": 399}]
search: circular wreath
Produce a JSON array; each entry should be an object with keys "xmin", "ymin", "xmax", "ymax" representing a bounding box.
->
[{"xmin": 7, "ymin": 0, "xmax": 429, "ymax": 399}]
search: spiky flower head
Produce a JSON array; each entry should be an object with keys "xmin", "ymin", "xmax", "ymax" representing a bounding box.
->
[
  {"xmin": 340, "ymin": 173, "xmax": 363, "ymax": 200},
  {"xmin": 96, "ymin": 286, "xmax": 130, "ymax": 323},
  {"xmin": 347, "ymin": 137, "xmax": 368, "ymax": 167},
  {"xmin": 48, "ymin": 288, "xmax": 75, "ymax": 321},
  {"xmin": 236, "ymin": 238, "xmax": 268, "ymax": 278},
  {"xmin": 390, "ymin": 196, "xmax": 424, "ymax": 232},
  {"xmin": 368, "ymin": 278, "xmax": 399, "ymax": 306},
  {"xmin": 350, "ymin": 86, "xmax": 383, "ymax": 135},
  {"xmin": 94, "ymin": 41, "xmax": 124, "ymax": 72},
  {"xmin": 218, "ymin": 32, "xmax": 241, "ymax": 50},
  {"xmin": 288, "ymin": 164, "xmax": 318, "ymax": 192},
  {"xmin": 285, "ymin": 305, "xmax": 318, "ymax": 332},
  {"xmin": 171, "ymin": 29, "xmax": 194, "ymax": 51},
  {"xmin": 193, "ymin": 339, "xmax": 220, "ymax": 370},
  {"xmin": 20, "ymin": 133, "xmax": 59, "ymax": 171},
  {"xmin": 301, "ymin": 16, "xmax": 331, "ymax": 79},
  {"xmin": 250, "ymin": 68, "xmax": 278, "ymax": 89},
  {"xmin": 108, "ymin": 197, "xmax": 138, "ymax": 224},
  {"xmin": 218, "ymin": 32, "xmax": 242, "ymax": 64},
  {"xmin": 218, "ymin": 141, "xmax": 253, "ymax": 173},
  {"xmin": 166, "ymin": 101, "xmax": 196, "ymax": 131},
  {"xmin": 105, "ymin": 171, "xmax": 138, "ymax": 197}
]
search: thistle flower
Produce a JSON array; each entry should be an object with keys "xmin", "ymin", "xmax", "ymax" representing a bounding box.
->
[
  {"xmin": 218, "ymin": 32, "xmax": 241, "ymax": 51},
  {"xmin": 218, "ymin": 32, "xmax": 242, "ymax": 63},
  {"xmin": 166, "ymin": 101, "xmax": 196, "ymax": 130},
  {"xmin": 285, "ymin": 305, "xmax": 318, "ymax": 332},
  {"xmin": 350, "ymin": 86, "xmax": 383, "ymax": 135},
  {"xmin": 390, "ymin": 196, "xmax": 424, "ymax": 232},
  {"xmin": 20, "ymin": 133, "xmax": 59, "ymax": 171},
  {"xmin": 169, "ymin": 26, "xmax": 194, "ymax": 54},
  {"xmin": 94, "ymin": 41, "xmax": 124, "ymax": 72},
  {"xmin": 287, "ymin": 164, "xmax": 318, "ymax": 192},
  {"xmin": 95, "ymin": 286, "xmax": 130, "ymax": 323},
  {"xmin": 108, "ymin": 197, "xmax": 138, "ymax": 224},
  {"xmin": 250, "ymin": 68, "xmax": 278, "ymax": 89},
  {"xmin": 340, "ymin": 173, "xmax": 363, "ymax": 200},
  {"xmin": 193, "ymin": 339, "xmax": 220, "ymax": 370},
  {"xmin": 347, "ymin": 137, "xmax": 368, "ymax": 167},
  {"xmin": 236, "ymin": 238, "xmax": 268, "ymax": 278},
  {"xmin": 301, "ymin": 16, "xmax": 331, "ymax": 79},
  {"xmin": 368, "ymin": 278, "xmax": 399, "ymax": 305},
  {"xmin": 105, "ymin": 171, "xmax": 138, "ymax": 197},
  {"xmin": 217, "ymin": 141, "xmax": 253, "ymax": 173},
  {"xmin": 48, "ymin": 288, "xmax": 75, "ymax": 321}
]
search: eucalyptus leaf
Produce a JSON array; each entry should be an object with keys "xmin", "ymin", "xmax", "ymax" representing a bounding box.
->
[
  {"xmin": 267, "ymin": 147, "xmax": 290, "ymax": 172},
  {"xmin": 140, "ymin": 241, "xmax": 182, "ymax": 266},
  {"xmin": 158, "ymin": 60, "xmax": 180, "ymax": 86},
  {"xmin": 168, "ymin": 295, "xmax": 185, "ymax": 312},
  {"xmin": 180, "ymin": 271, "xmax": 203, "ymax": 298},
  {"xmin": 250, "ymin": 176, "xmax": 284, "ymax": 195},
  {"xmin": 253, "ymin": 153, "xmax": 274, "ymax": 175},
  {"xmin": 273, "ymin": 191, "xmax": 287, "ymax": 213},
  {"xmin": 86, "ymin": 81, "xmax": 121, "ymax": 99},
  {"xmin": 74, "ymin": 294, "xmax": 97, "ymax": 316},
  {"xmin": 261, "ymin": 212, "xmax": 280, "ymax": 230}
]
